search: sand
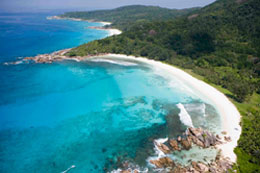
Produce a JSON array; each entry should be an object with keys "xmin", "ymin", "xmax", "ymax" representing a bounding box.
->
[
  {"xmin": 107, "ymin": 29, "xmax": 122, "ymax": 36},
  {"xmin": 47, "ymin": 16, "xmax": 122, "ymax": 37},
  {"xmin": 98, "ymin": 54, "xmax": 242, "ymax": 163}
]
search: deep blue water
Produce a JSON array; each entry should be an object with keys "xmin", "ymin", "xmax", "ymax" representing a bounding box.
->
[
  {"xmin": 0, "ymin": 13, "xmax": 108, "ymax": 62},
  {"xmin": 0, "ymin": 13, "xmax": 221, "ymax": 172}
]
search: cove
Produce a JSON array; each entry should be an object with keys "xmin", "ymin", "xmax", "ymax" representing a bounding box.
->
[{"xmin": 0, "ymin": 57, "xmax": 221, "ymax": 172}]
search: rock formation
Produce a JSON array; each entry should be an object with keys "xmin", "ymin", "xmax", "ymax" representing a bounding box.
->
[
  {"xmin": 112, "ymin": 127, "xmax": 234, "ymax": 173},
  {"xmin": 150, "ymin": 157, "xmax": 175, "ymax": 169}
]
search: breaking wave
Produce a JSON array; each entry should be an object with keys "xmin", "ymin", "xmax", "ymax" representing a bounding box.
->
[
  {"xmin": 90, "ymin": 58, "xmax": 137, "ymax": 66},
  {"xmin": 176, "ymin": 103, "xmax": 194, "ymax": 127}
]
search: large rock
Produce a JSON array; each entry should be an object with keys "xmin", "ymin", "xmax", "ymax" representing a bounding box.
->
[
  {"xmin": 120, "ymin": 169, "xmax": 131, "ymax": 173},
  {"xmin": 150, "ymin": 160, "xmax": 163, "ymax": 168},
  {"xmin": 181, "ymin": 138, "xmax": 192, "ymax": 150},
  {"xmin": 188, "ymin": 128, "xmax": 218, "ymax": 148},
  {"xmin": 150, "ymin": 157, "xmax": 175, "ymax": 168},
  {"xmin": 156, "ymin": 142, "xmax": 171, "ymax": 154},
  {"xmin": 224, "ymin": 136, "xmax": 232, "ymax": 142},
  {"xmin": 209, "ymin": 167, "xmax": 217, "ymax": 173},
  {"xmin": 173, "ymin": 164, "xmax": 188, "ymax": 173},
  {"xmin": 192, "ymin": 161, "xmax": 209, "ymax": 172},
  {"xmin": 191, "ymin": 136, "xmax": 204, "ymax": 148},
  {"xmin": 189, "ymin": 127, "xmax": 203, "ymax": 137},
  {"xmin": 218, "ymin": 160, "xmax": 233, "ymax": 171},
  {"xmin": 169, "ymin": 139, "xmax": 181, "ymax": 151},
  {"xmin": 205, "ymin": 131, "xmax": 217, "ymax": 146},
  {"xmin": 191, "ymin": 161, "xmax": 200, "ymax": 171},
  {"xmin": 197, "ymin": 163, "xmax": 209, "ymax": 172}
]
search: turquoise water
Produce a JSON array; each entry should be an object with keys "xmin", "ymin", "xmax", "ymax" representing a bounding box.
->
[{"xmin": 0, "ymin": 13, "xmax": 221, "ymax": 172}]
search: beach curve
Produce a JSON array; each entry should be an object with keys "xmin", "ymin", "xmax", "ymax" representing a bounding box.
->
[{"xmin": 96, "ymin": 53, "xmax": 242, "ymax": 163}]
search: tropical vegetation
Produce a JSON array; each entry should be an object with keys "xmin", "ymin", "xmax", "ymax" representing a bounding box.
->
[{"xmin": 62, "ymin": 0, "xmax": 260, "ymax": 172}]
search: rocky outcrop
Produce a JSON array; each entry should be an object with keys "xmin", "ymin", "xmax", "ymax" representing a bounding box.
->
[
  {"xmin": 169, "ymin": 139, "xmax": 181, "ymax": 151},
  {"xmin": 5, "ymin": 48, "xmax": 110, "ymax": 65},
  {"xmin": 224, "ymin": 136, "xmax": 232, "ymax": 142},
  {"xmin": 120, "ymin": 169, "xmax": 139, "ymax": 173},
  {"xmin": 148, "ymin": 128, "xmax": 233, "ymax": 172},
  {"xmin": 112, "ymin": 128, "xmax": 234, "ymax": 173},
  {"xmin": 149, "ymin": 154, "xmax": 233, "ymax": 173},
  {"xmin": 150, "ymin": 157, "xmax": 175, "ymax": 168},
  {"xmin": 173, "ymin": 164, "xmax": 189, "ymax": 173},
  {"xmin": 192, "ymin": 161, "xmax": 209, "ymax": 172},
  {"xmin": 187, "ymin": 127, "xmax": 221, "ymax": 148},
  {"xmin": 153, "ymin": 128, "xmax": 225, "ymax": 155},
  {"xmin": 155, "ymin": 142, "xmax": 171, "ymax": 154},
  {"xmin": 180, "ymin": 138, "xmax": 192, "ymax": 150}
]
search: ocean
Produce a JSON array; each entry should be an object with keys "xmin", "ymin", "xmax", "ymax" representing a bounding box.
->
[{"xmin": 0, "ymin": 13, "xmax": 221, "ymax": 172}]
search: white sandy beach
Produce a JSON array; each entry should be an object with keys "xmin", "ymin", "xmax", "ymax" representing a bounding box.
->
[
  {"xmin": 97, "ymin": 54, "xmax": 241, "ymax": 163},
  {"xmin": 47, "ymin": 16, "xmax": 122, "ymax": 37},
  {"xmin": 97, "ymin": 21, "xmax": 122, "ymax": 36},
  {"xmin": 30, "ymin": 16, "xmax": 241, "ymax": 162},
  {"xmin": 107, "ymin": 29, "xmax": 122, "ymax": 36}
]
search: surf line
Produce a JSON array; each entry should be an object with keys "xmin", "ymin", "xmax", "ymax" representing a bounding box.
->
[{"xmin": 61, "ymin": 165, "xmax": 76, "ymax": 173}]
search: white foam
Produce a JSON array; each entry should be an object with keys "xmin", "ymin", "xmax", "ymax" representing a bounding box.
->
[
  {"xmin": 61, "ymin": 165, "xmax": 76, "ymax": 173},
  {"xmin": 185, "ymin": 103, "xmax": 206, "ymax": 117},
  {"xmin": 90, "ymin": 58, "xmax": 137, "ymax": 66},
  {"xmin": 100, "ymin": 22, "xmax": 112, "ymax": 26},
  {"xmin": 201, "ymin": 103, "xmax": 206, "ymax": 117},
  {"xmin": 111, "ymin": 168, "xmax": 148, "ymax": 173},
  {"xmin": 102, "ymin": 54, "xmax": 241, "ymax": 162},
  {"xmin": 63, "ymin": 57, "xmax": 81, "ymax": 62},
  {"xmin": 154, "ymin": 138, "xmax": 168, "ymax": 158},
  {"xmin": 3, "ymin": 60, "xmax": 23, "ymax": 65},
  {"xmin": 146, "ymin": 137, "xmax": 169, "ymax": 169},
  {"xmin": 177, "ymin": 103, "xmax": 194, "ymax": 127}
]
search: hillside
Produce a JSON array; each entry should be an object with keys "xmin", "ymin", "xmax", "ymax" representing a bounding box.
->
[
  {"xmin": 65, "ymin": 0, "xmax": 260, "ymax": 172},
  {"xmin": 60, "ymin": 5, "xmax": 198, "ymax": 30}
]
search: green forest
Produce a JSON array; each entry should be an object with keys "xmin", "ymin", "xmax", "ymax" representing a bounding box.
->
[
  {"xmin": 62, "ymin": 0, "xmax": 260, "ymax": 172},
  {"xmin": 61, "ymin": 5, "xmax": 198, "ymax": 30}
]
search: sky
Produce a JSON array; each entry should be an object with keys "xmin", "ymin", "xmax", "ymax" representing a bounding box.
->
[{"xmin": 0, "ymin": 0, "xmax": 216, "ymax": 13}]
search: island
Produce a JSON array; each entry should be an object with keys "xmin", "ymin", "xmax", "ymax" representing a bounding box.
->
[{"xmin": 3, "ymin": 0, "xmax": 260, "ymax": 172}]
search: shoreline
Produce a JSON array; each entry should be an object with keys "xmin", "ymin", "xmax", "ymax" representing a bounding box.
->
[
  {"xmin": 4, "ymin": 24, "xmax": 241, "ymax": 163},
  {"xmin": 47, "ymin": 16, "xmax": 122, "ymax": 37},
  {"xmin": 4, "ymin": 51, "xmax": 242, "ymax": 170},
  {"xmin": 98, "ymin": 54, "xmax": 242, "ymax": 163}
]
